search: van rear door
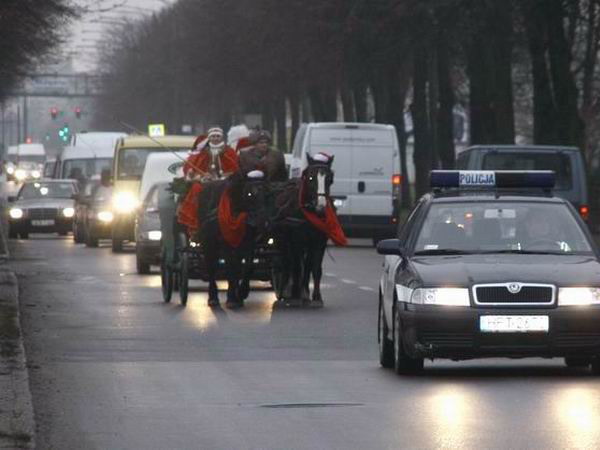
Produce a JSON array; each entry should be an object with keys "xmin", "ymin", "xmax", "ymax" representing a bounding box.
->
[{"xmin": 350, "ymin": 127, "xmax": 396, "ymax": 218}]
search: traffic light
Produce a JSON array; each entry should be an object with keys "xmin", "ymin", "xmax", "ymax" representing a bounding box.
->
[
  {"xmin": 58, "ymin": 124, "xmax": 70, "ymax": 142},
  {"xmin": 50, "ymin": 107, "xmax": 58, "ymax": 120},
  {"xmin": 75, "ymin": 107, "xmax": 82, "ymax": 119}
]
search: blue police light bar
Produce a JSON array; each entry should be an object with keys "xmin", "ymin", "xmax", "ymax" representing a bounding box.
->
[{"xmin": 431, "ymin": 170, "xmax": 556, "ymax": 189}]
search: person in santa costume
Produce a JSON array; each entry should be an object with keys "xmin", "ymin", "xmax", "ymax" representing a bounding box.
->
[{"xmin": 177, "ymin": 127, "xmax": 239, "ymax": 232}]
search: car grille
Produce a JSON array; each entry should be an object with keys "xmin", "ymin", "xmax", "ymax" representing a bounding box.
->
[
  {"xmin": 554, "ymin": 333, "xmax": 600, "ymax": 348},
  {"xmin": 474, "ymin": 284, "xmax": 554, "ymax": 305},
  {"xmin": 28, "ymin": 208, "xmax": 59, "ymax": 220}
]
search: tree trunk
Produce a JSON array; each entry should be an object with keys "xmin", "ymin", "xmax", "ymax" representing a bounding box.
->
[
  {"xmin": 340, "ymin": 80, "xmax": 356, "ymax": 122},
  {"xmin": 412, "ymin": 44, "xmax": 433, "ymax": 199},
  {"xmin": 353, "ymin": 82, "xmax": 368, "ymax": 122},
  {"xmin": 436, "ymin": 31, "xmax": 455, "ymax": 169},
  {"xmin": 261, "ymin": 98, "xmax": 275, "ymax": 133},
  {"xmin": 289, "ymin": 90, "xmax": 301, "ymax": 147},
  {"xmin": 275, "ymin": 94, "xmax": 288, "ymax": 151}
]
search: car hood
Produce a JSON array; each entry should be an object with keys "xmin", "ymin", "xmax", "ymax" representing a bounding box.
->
[
  {"xmin": 410, "ymin": 254, "xmax": 600, "ymax": 287},
  {"xmin": 13, "ymin": 198, "xmax": 75, "ymax": 210}
]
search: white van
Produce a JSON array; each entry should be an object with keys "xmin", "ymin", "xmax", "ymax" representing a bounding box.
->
[
  {"xmin": 138, "ymin": 151, "xmax": 187, "ymax": 204},
  {"xmin": 56, "ymin": 132, "xmax": 126, "ymax": 180},
  {"xmin": 290, "ymin": 122, "xmax": 401, "ymax": 242},
  {"xmin": 6, "ymin": 144, "xmax": 46, "ymax": 181}
]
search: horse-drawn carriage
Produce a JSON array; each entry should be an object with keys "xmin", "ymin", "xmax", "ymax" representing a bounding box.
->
[
  {"xmin": 157, "ymin": 177, "xmax": 280, "ymax": 307},
  {"xmin": 157, "ymin": 153, "xmax": 344, "ymax": 309}
]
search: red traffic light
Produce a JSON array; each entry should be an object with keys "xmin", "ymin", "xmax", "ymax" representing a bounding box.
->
[
  {"xmin": 50, "ymin": 107, "xmax": 58, "ymax": 119},
  {"xmin": 75, "ymin": 107, "xmax": 82, "ymax": 119}
]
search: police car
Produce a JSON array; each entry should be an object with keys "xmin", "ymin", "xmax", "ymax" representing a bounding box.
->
[{"xmin": 377, "ymin": 170, "xmax": 600, "ymax": 374}]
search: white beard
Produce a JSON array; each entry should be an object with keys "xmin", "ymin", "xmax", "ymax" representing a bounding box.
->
[{"xmin": 209, "ymin": 142, "xmax": 224, "ymax": 157}]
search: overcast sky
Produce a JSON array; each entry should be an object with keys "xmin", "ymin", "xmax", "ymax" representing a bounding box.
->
[{"xmin": 64, "ymin": 0, "xmax": 176, "ymax": 72}]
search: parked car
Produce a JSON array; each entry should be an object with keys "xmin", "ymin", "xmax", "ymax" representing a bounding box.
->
[
  {"xmin": 134, "ymin": 183, "xmax": 165, "ymax": 274},
  {"xmin": 8, "ymin": 180, "xmax": 78, "ymax": 239},
  {"xmin": 456, "ymin": 145, "xmax": 590, "ymax": 221},
  {"xmin": 289, "ymin": 122, "xmax": 402, "ymax": 244}
]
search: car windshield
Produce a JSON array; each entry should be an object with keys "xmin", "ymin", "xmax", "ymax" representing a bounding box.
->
[
  {"xmin": 482, "ymin": 152, "xmax": 572, "ymax": 190},
  {"xmin": 117, "ymin": 148, "xmax": 188, "ymax": 181},
  {"xmin": 414, "ymin": 201, "xmax": 593, "ymax": 255},
  {"xmin": 62, "ymin": 158, "xmax": 112, "ymax": 180},
  {"xmin": 19, "ymin": 182, "xmax": 75, "ymax": 200}
]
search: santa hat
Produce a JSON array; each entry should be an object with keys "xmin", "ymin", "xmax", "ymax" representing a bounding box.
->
[
  {"xmin": 247, "ymin": 170, "xmax": 265, "ymax": 179},
  {"xmin": 313, "ymin": 152, "xmax": 331, "ymax": 163},
  {"xmin": 236, "ymin": 136, "xmax": 254, "ymax": 153},
  {"xmin": 192, "ymin": 134, "xmax": 208, "ymax": 153},
  {"xmin": 207, "ymin": 127, "xmax": 224, "ymax": 138}
]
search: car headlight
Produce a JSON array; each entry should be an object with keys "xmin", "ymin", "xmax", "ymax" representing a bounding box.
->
[
  {"xmin": 6, "ymin": 166, "xmax": 15, "ymax": 175},
  {"xmin": 9, "ymin": 208, "xmax": 23, "ymax": 219},
  {"xmin": 113, "ymin": 191, "xmax": 139, "ymax": 213},
  {"xmin": 97, "ymin": 211, "xmax": 113, "ymax": 222},
  {"xmin": 31, "ymin": 170, "xmax": 41, "ymax": 179},
  {"xmin": 62, "ymin": 207, "xmax": 75, "ymax": 218},
  {"xmin": 147, "ymin": 230, "xmax": 162, "ymax": 241},
  {"xmin": 408, "ymin": 287, "xmax": 470, "ymax": 307},
  {"xmin": 267, "ymin": 237, "xmax": 274, "ymax": 245},
  {"xmin": 15, "ymin": 169, "xmax": 27, "ymax": 181},
  {"xmin": 558, "ymin": 288, "xmax": 600, "ymax": 306}
]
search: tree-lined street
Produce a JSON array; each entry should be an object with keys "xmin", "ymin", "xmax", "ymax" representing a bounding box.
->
[{"xmin": 12, "ymin": 236, "xmax": 600, "ymax": 449}]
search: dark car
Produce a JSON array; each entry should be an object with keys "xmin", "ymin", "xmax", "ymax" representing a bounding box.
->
[
  {"xmin": 8, "ymin": 180, "xmax": 78, "ymax": 239},
  {"xmin": 81, "ymin": 184, "xmax": 114, "ymax": 248},
  {"xmin": 377, "ymin": 170, "xmax": 600, "ymax": 374},
  {"xmin": 134, "ymin": 183, "xmax": 164, "ymax": 274},
  {"xmin": 456, "ymin": 145, "xmax": 589, "ymax": 221}
]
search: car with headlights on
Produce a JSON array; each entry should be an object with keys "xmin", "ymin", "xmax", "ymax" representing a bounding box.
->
[
  {"xmin": 134, "ymin": 183, "xmax": 165, "ymax": 274},
  {"xmin": 377, "ymin": 170, "xmax": 600, "ymax": 374},
  {"xmin": 72, "ymin": 176, "xmax": 114, "ymax": 247},
  {"xmin": 8, "ymin": 180, "xmax": 78, "ymax": 239}
]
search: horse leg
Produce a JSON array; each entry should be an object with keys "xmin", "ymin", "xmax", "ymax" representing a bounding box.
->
[
  {"xmin": 310, "ymin": 241, "xmax": 327, "ymax": 307},
  {"xmin": 225, "ymin": 249, "xmax": 243, "ymax": 308},
  {"xmin": 205, "ymin": 242, "xmax": 220, "ymax": 306},
  {"xmin": 238, "ymin": 242, "xmax": 254, "ymax": 301}
]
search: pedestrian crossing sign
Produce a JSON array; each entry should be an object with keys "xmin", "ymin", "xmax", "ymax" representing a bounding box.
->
[{"xmin": 148, "ymin": 123, "xmax": 165, "ymax": 137}]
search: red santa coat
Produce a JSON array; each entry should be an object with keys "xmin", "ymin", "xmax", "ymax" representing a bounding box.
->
[{"xmin": 177, "ymin": 147, "xmax": 239, "ymax": 232}]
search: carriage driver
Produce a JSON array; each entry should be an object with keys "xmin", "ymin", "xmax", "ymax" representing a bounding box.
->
[
  {"xmin": 177, "ymin": 127, "xmax": 239, "ymax": 232},
  {"xmin": 239, "ymin": 130, "xmax": 288, "ymax": 182}
]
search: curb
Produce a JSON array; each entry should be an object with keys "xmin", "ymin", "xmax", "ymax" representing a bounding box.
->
[{"xmin": 0, "ymin": 268, "xmax": 35, "ymax": 449}]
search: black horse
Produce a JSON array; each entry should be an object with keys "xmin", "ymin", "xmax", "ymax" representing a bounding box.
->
[
  {"xmin": 272, "ymin": 154, "xmax": 336, "ymax": 307},
  {"xmin": 197, "ymin": 171, "xmax": 269, "ymax": 308}
]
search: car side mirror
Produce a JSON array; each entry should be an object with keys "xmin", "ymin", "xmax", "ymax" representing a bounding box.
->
[{"xmin": 376, "ymin": 239, "xmax": 404, "ymax": 256}]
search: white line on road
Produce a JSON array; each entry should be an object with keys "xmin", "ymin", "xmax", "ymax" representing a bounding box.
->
[
  {"xmin": 359, "ymin": 286, "xmax": 375, "ymax": 292},
  {"xmin": 341, "ymin": 279, "xmax": 357, "ymax": 284},
  {"xmin": 325, "ymin": 272, "xmax": 337, "ymax": 277}
]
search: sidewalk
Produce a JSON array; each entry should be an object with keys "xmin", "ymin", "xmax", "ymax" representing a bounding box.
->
[{"xmin": 0, "ymin": 249, "xmax": 35, "ymax": 447}]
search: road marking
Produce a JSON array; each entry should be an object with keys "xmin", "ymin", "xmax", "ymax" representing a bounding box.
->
[
  {"xmin": 359, "ymin": 286, "xmax": 375, "ymax": 292},
  {"xmin": 325, "ymin": 272, "xmax": 337, "ymax": 277},
  {"xmin": 341, "ymin": 279, "xmax": 356, "ymax": 284}
]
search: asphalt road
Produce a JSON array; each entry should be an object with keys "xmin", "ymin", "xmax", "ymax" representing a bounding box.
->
[{"xmin": 13, "ymin": 236, "xmax": 600, "ymax": 449}]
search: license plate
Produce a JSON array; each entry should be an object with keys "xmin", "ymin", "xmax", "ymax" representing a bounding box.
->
[
  {"xmin": 480, "ymin": 315, "xmax": 549, "ymax": 333},
  {"xmin": 31, "ymin": 219, "xmax": 54, "ymax": 227}
]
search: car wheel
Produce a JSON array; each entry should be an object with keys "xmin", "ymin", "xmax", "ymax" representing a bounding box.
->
[
  {"xmin": 136, "ymin": 251, "xmax": 151, "ymax": 275},
  {"xmin": 161, "ymin": 253, "xmax": 173, "ymax": 303},
  {"xmin": 111, "ymin": 238, "xmax": 123, "ymax": 253},
  {"xmin": 19, "ymin": 232, "xmax": 29, "ymax": 239},
  {"xmin": 85, "ymin": 229, "xmax": 99, "ymax": 248},
  {"xmin": 378, "ymin": 294, "xmax": 394, "ymax": 369},
  {"xmin": 393, "ymin": 304, "xmax": 424, "ymax": 375},
  {"xmin": 8, "ymin": 227, "xmax": 17, "ymax": 239},
  {"xmin": 564, "ymin": 357, "xmax": 591, "ymax": 368},
  {"xmin": 591, "ymin": 357, "xmax": 600, "ymax": 374}
]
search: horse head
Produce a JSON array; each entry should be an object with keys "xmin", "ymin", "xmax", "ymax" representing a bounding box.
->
[
  {"xmin": 303, "ymin": 153, "xmax": 335, "ymax": 215},
  {"xmin": 230, "ymin": 170, "xmax": 269, "ymax": 231}
]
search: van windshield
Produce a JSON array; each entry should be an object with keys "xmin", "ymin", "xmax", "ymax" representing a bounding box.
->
[
  {"xmin": 482, "ymin": 152, "xmax": 572, "ymax": 190},
  {"xmin": 116, "ymin": 148, "xmax": 188, "ymax": 181},
  {"xmin": 7, "ymin": 154, "xmax": 45, "ymax": 164},
  {"xmin": 62, "ymin": 158, "xmax": 112, "ymax": 180}
]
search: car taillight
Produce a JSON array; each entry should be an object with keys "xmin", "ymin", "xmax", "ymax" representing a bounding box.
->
[
  {"xmin": 580, "ymin": 205, "xmax": 590, "ymax": 220},
  {"xmin": 392, "ymin": 174, "xmax": 402, "ymax": 186}
]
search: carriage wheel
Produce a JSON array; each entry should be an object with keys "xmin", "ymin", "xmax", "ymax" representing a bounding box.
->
[
  {"xmin": 179, "ymin": 251, "xmax": 189, "ymax": 306},
  {"xmin": 161, "ymin": 253, "xmax": 173, "ymax": 303}
]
